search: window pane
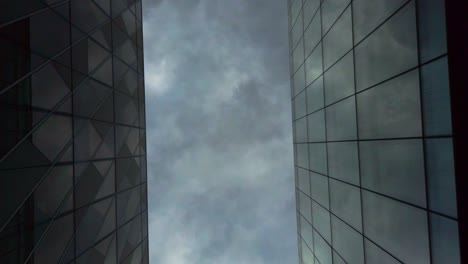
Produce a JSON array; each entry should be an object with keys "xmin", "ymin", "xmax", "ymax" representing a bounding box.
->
[
  {"xmin": 364, "ymin": 239, "xmax": 400, "ymax": 264},
  {"xmin": 74, "ymin": 118, "xmax": 115, "ymax": 161},
  {"xmin": 322, "ymin": 7, "xmax": 352, "ymax": 70},
  {"xmin": 117, "ymin": 214, "xmax": 142, "ymax": 262},
  {"xmin": 357, "ymin": 70, "xmax": 422, "ymax": 139},
  {"xmin": 426, "ymin": 138, "xmax": 457, "ymax": 217},
  {"xmin": 295, "ymin": 117, "xmax": 308, "ymax": 143},
  {"xmin": 306, "ymin": 76, "xmax": 324, "ymax": 113},
  {"xmin": 293, "ymin": 39, "xmax": 305, "ymax": 73},
  {"xmin": 33, "ymin": 165, "xmax": 73, "ymax": 223},
  {"xmin": 298, "ymin": 168, "xmax": 311, "ymax": 196},
  {"xmin": 300, "ymin": 215, "xmax": 314, "ymax": 250},
  {"xmin": 430, "ymin": 214, "xmax": 461, "ymax": 264},
  {"xmin": 295, "ymin": 90, "xmax": 307, "ymax": 119},
  {"xmin": 76, "ymin": 197, "xmax": 116, "ymax": 255},
  {"xmin": 305, "ymin": 44, "xmax": 323, "ymax": 86},
  {"xmin": 331, "ymin": 216, "xmax": 364, "ymax": 264},
  {"xmin": 417, "ymin": 0, "xmax": 447, "ymax": 63},
  {"xmin": 32, "ymin": 114, "xmax": 72, "ymax": 162},
  {"xmin": 327, "ymin": 141, "xmax": 359, "ymax": 185},
  {"xmin": 355, "ymin": 2, "xmax": 417, "ymax": 90},
  {"xmin": 325, "ymin": 96, "xmax": 357, "ymax": 141},
  {"xmin": 313, "ymin": 229, "xmax": 332, "ymax": 264},
  {"xmin": 116, "ymin": 157, "xmax": 141, "ymax": 191},
  {"xmin": 293, "ymin": 65, "xmax": 306, "ymax": 96},
  {"xmin": 75, "ymin": 160, "xmax": 115, "ymax": 208},
  {"xmin": 292, "ymin": 10, "xmax": 304, "ymax": 49},
  {"xmin": 362, "ymin": 191, "xmax": 430, "ymax": 264},
  {"xmin": 352, "ymin": 0, "xmax": 406, "ymax": 43},
  {"xmin": 312, "ymin": 201, "xmax": 331, "ymax": 243},
  {"xmin": 321, "ymin": 0, "xmax": 350, "ymax": 35},
  {"xmin": 421, "ymin": 56, "xmax": 452, "ymax": 136},
  {"xmin": 296, "ymin": 144, "xmax": 309, "ymax": 169},
  {"xmin": 309, "ymin": 143, "xmax": 327, "ymax": 175},
  {"xmin": 304, "ymin": 10, "xmax": 321, "ymax": 56},
  {"xmin": 360, "ymin": 139, "xmax": 426, "ymax": 206},
  {"xmin": 310, "ymin": 172, "xmax": 329, "ymax": 209},
  {"xmin": 307, "ymin": 110, "xmax": 325, "ymax": 142},
  {"xmin": 330, "ymin": 179, "xmax": 362, "ymax": 231},
  {"xmin": 324, "ymin": 52, "xmax": 354, "ymax": 105},
  {"xmin": 76, "ymin": 234, "xmax": 116, "ymax": 264},
  {"xmin": 302, "ymin": 238, "xmax": 315, "ymax": 264},
  {"xmin": 33, "ymin": 214, "xmax": 74, "ymax": 264},
  {"xmin": 115, "ymin": 91, "xmax": 139, "ymax": 126},
  {"xmin": 117, "ymin": 186, "xmax": 141, "ymax": 226},
  {"xmin": 299, "ymin": 191, "xmax": 312, "ymax": 223},
  {"xmin": 116, "ymin": 125, "xmax": 140, "ymax": 157},
  {"xmin": 303, "ymin": 0, "xmax": 320, "ymax": 27}
]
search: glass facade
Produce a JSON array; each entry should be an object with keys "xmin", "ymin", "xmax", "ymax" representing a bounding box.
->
[
  {"xmin": 288, "ymin": 0, "xmax": 463, "ymax": 263},
  {"xmin": 0, "ymin": 0, "xmax": 148, "ymax": 263}
]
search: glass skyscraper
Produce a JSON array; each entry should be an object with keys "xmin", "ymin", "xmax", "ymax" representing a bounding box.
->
[
  {"xmin": 288, "ymin": 0, "xmax": 466, "ymax": 263},
  {"xmin": 0, "ymin": 0, "xmax": 149, "ymax": 263}
]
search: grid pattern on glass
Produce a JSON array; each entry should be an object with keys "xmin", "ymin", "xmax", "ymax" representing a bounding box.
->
[
  {"xmin": 0, "ymin": 0, "xmax": 149, "ymax": 263},
  {"xmin": 288, "ymin": 0, "xmax": 459, "ymax": 263}
]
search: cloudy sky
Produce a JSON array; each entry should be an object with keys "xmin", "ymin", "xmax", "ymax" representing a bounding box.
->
[{"xmin": 142, "ymin": 0, "xmax": 297, "ymax": 263}]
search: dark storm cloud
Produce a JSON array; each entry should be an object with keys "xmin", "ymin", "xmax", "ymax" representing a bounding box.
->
[{"xmin": 142, "ymin": 0, "xmax": 297, "ymax": 263}]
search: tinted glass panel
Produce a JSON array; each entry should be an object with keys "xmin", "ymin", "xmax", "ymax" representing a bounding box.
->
[
  {"xmin": 300, "ymin": 215, "xmax": 314, "ymax": 249},
  {"xmin": 360, "ymin": 139, "xmax": 426, "ymax": 206},
  {"xmin": 421, "ymin": 56, "xmax": 452, "ymax": 136},
  {"xmin": 298, "ymin": 168, "xmax": 311, "ymax": 196},
  {"xmin": 321, "ymin": 0, "xmax": 350, "ymax": 34},
  {"xmin": 430, "ymin": 214, "xmax": 461, "ymax": 264},
  {"xmin": 293, "ymin": 39, "xmax": 305, "ymax": 72},
  {"xmin": 76, "ymin": 197, "xmax": 116, "ymax": 255},
  {"xmin": 299, "ymin": 191, "xmax": 312, "ymax": 222},
  {"xmin": 307, "ymin": 110, "xmax": 325, "ymax": 142},
  {"xmin": 313, "ymin": 229, "xmax": 332, "ymax": 264},
  {"xmin": 330, "ymin": 179, "xmax": 362, "ymax": 231},
  {"xmin": 304, "ymin": 10, "xmax": 321, "ymax": 56},
  {"xmin": 331, "ymin": 216, "xmax": 364, "ymax": 264},
  {"xmin": 355, "ymin": 2, "xmax": 417, "ymax": 90},
  {"xmin": 324, "ymin": 52, "xmax": 354, "ymax": 105},
  {"xmin": 308, "ymin": 143, "xmax": 327, "ymax": 175},
  {"xmin": 322, "ymin": 7, "xmax": 352, "ymax": 70},
  {"xmin": 306, "ymin": 76, "xmax": 324, "ymax": 113},
  {"xmin": 292, "ymin": 11, "xmax": 304, "ymax": 49},
  {"xmin": 303, "ymin": 0, "xmax": 320, "ymax": 27},
  {"xmin": 304, "ymin": 44, "xmax": 322, "ymax": 85},
  {"xmin": 293, "ymin": 65, "xmax": 306, "ymax": 96},
  {"xmin": 426, "ymin": 138, "xmax": 457, "ymax": 217},
  {"xmin": 33, "ymin": 214, "xmax": 74, "ymax": 264},
  {"xmin": 325, "ymin": 96, "xmax": 357, "ymax": 141},
  {"xmin": 327, "ymin": 141, "xmax": 359, "ymax": 185},
  {"xmin": 417, "ymin": 0, "xmax": 447, "ymax": 63},
  {"xmin": 357, "ymin": 70, "xmax": 422, "ymax": 139},
  {"xmin": 295, "ymin": 117, "xmax": 308, "ymax": 143},
  {"xmin": 312, "ymin": 201, "xmax": 331, "ymax": 243},
  {"xmin": 364, "ymin": 239, "xmax": 400, "ymax": 264},
  {"xmin": 296, "ymin": 144, "xmax": 309, "ymax": 169},
  {"xmin": 295, "ymin": 90, "xmax": 307, "ymax": 119},
  {"xmin": 352, "ymin": 0, "xmax": 406, "ymax": 43},
  {"xmin": 310, "ymin": 172, "xmax": 329, "ymax": 209},
  {"xmin": 362, "ymin": 191, "xmax": 430, "ymax": 264}
]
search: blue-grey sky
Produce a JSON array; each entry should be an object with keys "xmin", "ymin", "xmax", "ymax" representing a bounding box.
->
[{"xmin": 142, "ymin": 0, "xmax": 297, "ymax": 263}]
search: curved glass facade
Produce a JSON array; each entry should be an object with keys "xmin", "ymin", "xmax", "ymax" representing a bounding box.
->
[{"xmin": 0, "ymin": 0, "xmax": 148, "ymax": 263}]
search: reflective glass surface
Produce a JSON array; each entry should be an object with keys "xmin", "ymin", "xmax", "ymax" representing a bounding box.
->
[
  {"xmin": 0, "ymin": 0, "xmax": 148, "ymax": 262},
  {"xmin": 288, "ymin": 0, "xmax": 459, "ymax": 263}
]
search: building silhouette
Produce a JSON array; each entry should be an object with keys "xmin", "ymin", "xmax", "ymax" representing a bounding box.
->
[
  {"xmin": 288, "ymin": 0, "xmax": 467, "ymax": 263},
  {"xmin": 0, "ymin": 0, "xmax": 149, "ymax": 263}
]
